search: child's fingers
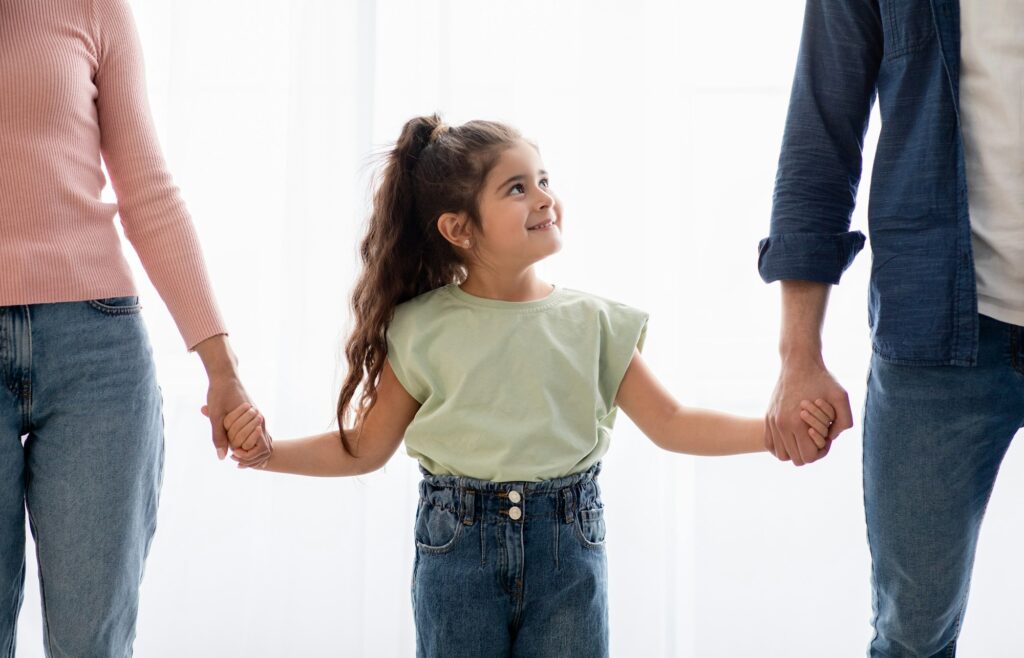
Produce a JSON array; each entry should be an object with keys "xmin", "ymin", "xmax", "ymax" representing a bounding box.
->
[
  {"xmin": 240, "ymin": 424, "xmax": 265, "ymax": 451},
  {"xmin": 230, "ymin": 412, "xmax": 262, "ymax": 449},
  {"xmin": 800, "ymin": 408, "xmax": 831, "ymax": 438},
  {"xmin": 223, "ymin": 403, "xmax": 254, "ymax": 429},
  {"xmin": 800, "ymin": 400, "xmax": 831, "ymax": 427},
  {"xmin": 808, "ymin": 427, "xmax": 828, "ymax": 450},
  {"xmin": 233, "ymin": 451, "xmax": 270, "ymax": 469},
  {"xmin": 226, "ymin": 406, "xmax": 259, "ymax": 437},
  {"xmin": 814, "ymin": 398, "xmax": 837, "ymax": 421},
  {"xmin": 231, "ymin": 440, "xmax": 270, "ymax": 461}
]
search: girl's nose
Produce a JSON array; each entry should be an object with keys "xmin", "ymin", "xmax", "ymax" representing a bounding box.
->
[{"xmin": 535, "ymin": 189, "xmax": 554, "ymax": 210}]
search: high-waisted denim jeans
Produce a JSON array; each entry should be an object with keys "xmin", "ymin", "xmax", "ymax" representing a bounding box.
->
[
  {"xmin": 0, "ymin": 298, "xmax": 164, "ymax": 657},
  {"xmin": 412, "ymin": 462, "xmax": 608, "ymax": 658},
  {"xmin": 865, "ymin": 314, "xmax": 1024, "ymax": 657}
]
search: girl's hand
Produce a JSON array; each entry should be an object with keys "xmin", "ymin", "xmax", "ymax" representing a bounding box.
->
[
  {"xmin": 799, "ymin": 399, "xmax": 837, "ymax": 450},
  {"xmin": 201, "ymin": 402, "xmax": 273, "ymax": 469},
  {"xmin": 225, "ymin": 403, "xmax": 274, "ymax": 469}
]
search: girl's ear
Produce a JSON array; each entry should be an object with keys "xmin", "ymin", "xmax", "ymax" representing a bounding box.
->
[{"xmin": 436, "ymin": 212, "xmax": 474, "ymax": 250}]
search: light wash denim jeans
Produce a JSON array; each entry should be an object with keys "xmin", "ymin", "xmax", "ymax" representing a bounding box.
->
[
  {"xmin": 864, "ymin": 314, "xmax": 1024, "ymax": 657},
  {"xmin": 412, "ymin": 462, "xmax": 608, "ymax": 658},
  {"xmin": 0, "ymin": 298, "xmax": 164, "ymax": 657}
]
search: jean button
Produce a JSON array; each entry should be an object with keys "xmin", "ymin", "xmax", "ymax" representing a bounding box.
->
[
  {"xmin": 508, "ymin": 490, "xmax": 521, "ymax": 504},
  {"xmin": 508, "ymin": 506, "xmax": 522, "ymax": 520}
]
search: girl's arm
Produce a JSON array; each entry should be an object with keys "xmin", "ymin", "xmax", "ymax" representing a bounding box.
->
[
  {"xmin": 615, "ymin": 350, "xmax": 765, "ymax": 456},
  {"xmin": 230, "ymin": 361, "xmax": 420, "ymax": 477}
]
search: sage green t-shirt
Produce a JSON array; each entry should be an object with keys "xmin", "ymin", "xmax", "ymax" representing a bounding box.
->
[{"xmin": 386, "ymin": 283, "xmax": 648, "ymax": 482}]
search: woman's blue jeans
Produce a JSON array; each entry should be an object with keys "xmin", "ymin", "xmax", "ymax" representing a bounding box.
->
[
  {"xmin": 865, "ymin": 314, "xmax": 1024, "ymax": 657},
  {"xmin": 412, "ymin": 462, "xmax": 609, "ymax": 658},
  {"xmin": 0, "ymin": 298, "xmax": 164, "ymax": 657}
]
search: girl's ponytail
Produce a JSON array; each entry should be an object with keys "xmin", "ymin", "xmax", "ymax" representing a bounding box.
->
[{"xmin": 337, "ymin": 115, "xmax": 521, "ymax": 455}]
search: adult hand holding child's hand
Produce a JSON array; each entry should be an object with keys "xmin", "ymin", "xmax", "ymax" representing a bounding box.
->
[
  {"xmin": 765, "ymin": 357, "xmax": 852, "ymax": 466},
  {"xmin": 202, "ymin": 401, "xmax": 273, "ymax": 469}
]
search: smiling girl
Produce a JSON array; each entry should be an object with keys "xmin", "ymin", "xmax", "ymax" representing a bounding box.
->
[{"xmin": 218, "ymin": 115, "xmax": 835, "ymax": 657}]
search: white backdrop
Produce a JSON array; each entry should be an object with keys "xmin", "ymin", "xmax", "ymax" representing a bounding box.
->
[{"xmin": 15, "ymin": 1, "xmax": 1024, "ymax": 656}]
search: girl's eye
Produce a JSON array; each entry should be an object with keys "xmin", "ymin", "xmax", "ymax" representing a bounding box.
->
[
  {"xmin": 510, "ymin": 183, "xmax": 526, "ymax": 195},
  {"xmin": 539, "ymin": 178, "xmax": 550, "ymax": 188}
]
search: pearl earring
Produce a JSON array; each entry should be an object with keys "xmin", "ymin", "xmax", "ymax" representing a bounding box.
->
[{"xmin": 463, "ymin": 240, "xmax": 471, "ymax": 248}]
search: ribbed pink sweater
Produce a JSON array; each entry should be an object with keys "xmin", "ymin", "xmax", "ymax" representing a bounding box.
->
[{"xmin": 0, "ymin": 0, "xmax": 226, "ymax": 350}]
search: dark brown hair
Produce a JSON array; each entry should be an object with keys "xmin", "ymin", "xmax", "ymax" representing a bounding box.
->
[{"xmin": 336, "ymin": 114, "xmax": 521, "ymax": 455}]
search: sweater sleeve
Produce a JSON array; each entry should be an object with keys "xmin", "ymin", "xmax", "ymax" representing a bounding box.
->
[{"xmin": 92, "ymin": 0, "xmax": 227, "ymax": 350}]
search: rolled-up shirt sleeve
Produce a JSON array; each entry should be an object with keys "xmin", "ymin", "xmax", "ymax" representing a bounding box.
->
[{"xmin": 758, "ymin": 0, "xmax": 881, "ymax": 285}]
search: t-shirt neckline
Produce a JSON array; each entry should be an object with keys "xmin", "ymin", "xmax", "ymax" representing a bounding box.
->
[{"xmin": 446, "ymin": 283, "xmax": 563, "ymax": 311}]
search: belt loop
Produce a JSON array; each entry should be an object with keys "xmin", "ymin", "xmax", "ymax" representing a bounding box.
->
[
  {"xmin": 461, "ymin": 488, "xmax": 476, "ymax": 526},
  {"xmin": 562, "ymin": 487, "xmax": 575, "ymax": 523}
]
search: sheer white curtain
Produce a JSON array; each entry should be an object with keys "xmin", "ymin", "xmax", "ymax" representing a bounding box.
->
[{"xmin": 16, "ymin": 1, "xmax": 1024, "ymax": 656}]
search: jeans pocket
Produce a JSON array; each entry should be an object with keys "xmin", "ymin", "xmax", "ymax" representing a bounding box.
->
[
  {"xmin": 573, "ymin": 507, "xmax": 607, "ymax": 550},
  {"xmin": 414, "ymin": 501, "xmax": 464, "ymax": 555},
  {"xmin": 87, "ymin": 296, "xmax": 142, "ymax": 316}
]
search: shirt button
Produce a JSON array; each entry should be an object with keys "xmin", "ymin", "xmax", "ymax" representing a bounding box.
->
[
  {"xmin": 508, "ymin": 506, "xmax": 522, "ymax": 520},
  {"xmin": 508, "ymin": 490, "xmax": 521, "ymax": 504}
]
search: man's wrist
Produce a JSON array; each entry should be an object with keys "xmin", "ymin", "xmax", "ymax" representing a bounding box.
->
[{"xmin": 779, "ymin": 343, "xmax": 825, "ymax": 368}]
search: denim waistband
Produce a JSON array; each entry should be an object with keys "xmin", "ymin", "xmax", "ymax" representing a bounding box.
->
[
  {"xmin": 417, "ymin": 462, "xmax": 601, "ymax": 494},
  {"xmin": 416, "ymin": 463, "xmax": 603, "ymax": 525}
]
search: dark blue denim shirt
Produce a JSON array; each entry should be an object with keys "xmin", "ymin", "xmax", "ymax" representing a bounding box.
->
[{"xmin": 757, "ymin": 0, "xmax": 979, "ymax": 366}]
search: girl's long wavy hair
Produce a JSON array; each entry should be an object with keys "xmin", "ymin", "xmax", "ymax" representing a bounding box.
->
[{"xmin": 337, "ymin": 114, "xmax": 521, "ymax": 456}]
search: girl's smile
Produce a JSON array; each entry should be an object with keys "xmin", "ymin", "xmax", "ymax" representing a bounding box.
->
[{"xmin": 473, "ymin": 140, "xmax": 564, "ymax": 263}]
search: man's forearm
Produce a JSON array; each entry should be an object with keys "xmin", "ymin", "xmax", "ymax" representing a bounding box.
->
[{"xmin": 779, "ymin": 280, "xmax": 831, "ymax": 364}]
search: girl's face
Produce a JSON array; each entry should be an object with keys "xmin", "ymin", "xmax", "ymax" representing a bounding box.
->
[{"xmin": 473, "ymin": 140, "xmax": 562, "ymax": 268}]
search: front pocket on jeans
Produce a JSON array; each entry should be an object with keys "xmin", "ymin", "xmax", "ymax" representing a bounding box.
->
[
  {"xmin": 574, "ymin": 507, "xmax": 607, "ymax": 550},
  {"xmin": 87, "ymin": 296, "xmax": 142, "ymax": 315},
  {"xmin": 414, "ymin": 502, "xmax": 464, "ymax": 555}
]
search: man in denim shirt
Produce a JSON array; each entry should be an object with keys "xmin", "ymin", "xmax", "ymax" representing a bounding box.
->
[{"xmin": 759, "ymin": 0, "xmax": 1024, "ymax": 655}]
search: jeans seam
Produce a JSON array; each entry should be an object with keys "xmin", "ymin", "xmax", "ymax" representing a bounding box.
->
[
  {"xmin": 554, "ymin": 521, "xmax": 560, "ymax": 571},
  {"xmin": 863, "ymin": 365, "xmax": 883, "ymax": 651},
  {"xmin": 479, "ymin": 519, "xmax": 486, "ymax": 566},
  {"xmin": 944, "ymin": 591, "xmax": 968, "ymax": 658},
  {"xmin": 21, "ymin": 308, "xmax": 31, "ymax": 435},
  {"xmin": 25, "ymin": 506, "xmax": 56, "ymax": 657}
]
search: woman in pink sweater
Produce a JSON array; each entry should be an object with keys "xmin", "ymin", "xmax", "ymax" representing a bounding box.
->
[{"xmin": 0, "ymin": 0, "xmax": 269, "ymax": 653}]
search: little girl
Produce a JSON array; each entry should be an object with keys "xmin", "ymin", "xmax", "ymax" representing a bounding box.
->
[{"xmin": 217, "ymin": 115, "xmax": 835, "ymax": 657}]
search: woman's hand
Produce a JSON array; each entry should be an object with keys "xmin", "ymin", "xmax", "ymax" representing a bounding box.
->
[
  {"xmin": 202, "ymin": 379, "xmax": 272, "ymax": 467},
  {"xmin": 202, "ymin": 400, "xmax": 274, "ymax": 469},
  {"xmin": 193, "ymin": 334, "xmax": 271, "ymax": 466}
]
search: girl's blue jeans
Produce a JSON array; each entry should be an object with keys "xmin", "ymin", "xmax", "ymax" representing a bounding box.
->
[
  {"xmin": 0, "ymin": 299, "xmax": 164, "ymax": 658},
  {"xmin": 412, "ymin": 462, "xmax": 609, "ymax": 658},
  {"xmin": 865, "ymin": 314, "xmax": 1024, "ymax": 657}
]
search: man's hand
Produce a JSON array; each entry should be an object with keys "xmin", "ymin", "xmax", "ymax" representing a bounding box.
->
[{"xmin": 765, "ymin": 356, "xmax": 852, "ymax": 466}]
